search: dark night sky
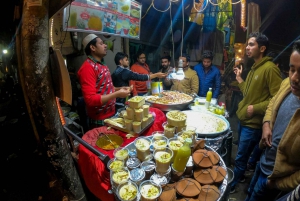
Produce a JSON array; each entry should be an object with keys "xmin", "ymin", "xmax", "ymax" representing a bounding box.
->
[
  {"xmin": 0, "ymin": 0, "xmax": 299, "ymax": 51},
  {"xmin": 0, "ymin": 1, "xmax": 16, "ymax": 45}
]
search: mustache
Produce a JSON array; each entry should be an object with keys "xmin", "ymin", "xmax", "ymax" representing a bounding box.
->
[{"xmin": 291, "ymin": 82, "xmax": 300, "ymax": 88}]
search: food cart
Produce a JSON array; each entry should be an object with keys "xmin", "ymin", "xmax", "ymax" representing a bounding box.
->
[{"xmin": 76, "ymin": 93, "xmax": 232, "ymax": 201}]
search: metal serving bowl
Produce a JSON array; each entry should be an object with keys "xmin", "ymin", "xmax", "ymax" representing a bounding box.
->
[
  {"xmin": 145, "ymin": 91, "xmax": 194, "ymax": 112},
  {"xmin": 148, "ymin": 100, "xmax": 193, "ymax": 112},
  {"xmin": 181, "ymin": 110, "xmax": 230, "ymax": 138}
]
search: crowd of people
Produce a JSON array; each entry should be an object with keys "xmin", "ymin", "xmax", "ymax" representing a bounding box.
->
[
  {"xmin": 77, "ymin": 33, "xmax": 224, "ymax": 130},
  {"xmin": 75, "ymin": 32, "xmax": 299, "ymax": 201},
  {"xmin": 229, "ymin": 33, "xmax": 300, "ymax": 200}
]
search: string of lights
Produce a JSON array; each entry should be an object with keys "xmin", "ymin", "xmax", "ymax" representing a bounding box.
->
[
  {"xmin": 152, "ymin": 0, "xmax": 171, "ymax": 12},
  {"xmin": 141, "ymin": 0, "xmax": 241, "ymax": 18},
  {"xmin": 193, "ymin": 0, "xmax": 209, "ymax": 13}
]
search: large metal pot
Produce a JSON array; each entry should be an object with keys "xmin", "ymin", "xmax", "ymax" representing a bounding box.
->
[{"xmin": 145, "ymin": 91, "xmax": 194, "ymax": 112}]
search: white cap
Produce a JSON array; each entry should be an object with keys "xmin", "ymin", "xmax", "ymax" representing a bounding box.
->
[{"xmin": 82, "ymin": 34, "xmax": 98, "ymax": 49}]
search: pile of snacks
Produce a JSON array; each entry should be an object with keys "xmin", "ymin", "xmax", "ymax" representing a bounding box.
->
[
  {"xmin": 146, "ymin": 91, "xmax": 193, "ymax": 105},
  {"xmin": 104, "ymin": 96, "xmax": 153, "ymax": 133}
]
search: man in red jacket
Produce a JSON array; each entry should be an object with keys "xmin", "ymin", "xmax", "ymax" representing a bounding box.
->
[
  {"xmin": 77, "ymin": 34, "xmax": 131, "ymax": 129},
  {"xmin": 130, "ymin": 50, "xmax": 151, "ymax": 96}
]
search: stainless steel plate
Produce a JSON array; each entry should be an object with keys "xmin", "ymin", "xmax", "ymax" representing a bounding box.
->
[{"xmin": 182, "ymin": 110, "xmax": 230, "ymax": 138}]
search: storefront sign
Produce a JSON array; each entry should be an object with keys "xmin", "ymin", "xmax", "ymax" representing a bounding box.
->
[{"xmin": 63, "ymin": 0, "xmax": 141, "ymax": 40}]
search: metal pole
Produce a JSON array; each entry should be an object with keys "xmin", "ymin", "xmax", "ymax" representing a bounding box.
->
[{"xmin": 63, "ymin": 126, "xmax": 110, "ymax": 169}]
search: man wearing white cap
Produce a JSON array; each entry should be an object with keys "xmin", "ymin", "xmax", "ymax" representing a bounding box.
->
[{"xmin": 77, "ymin": 34, "xmax": 131, "ymax": 129}]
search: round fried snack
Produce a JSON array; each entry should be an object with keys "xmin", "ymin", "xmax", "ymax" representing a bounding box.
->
[
  {"xmin": 192, "ymin": 139, "xmax": 206, "ymax": 152},
  {"xmin": 192, "ymin": 149, "xmax": 219, "ymax": 168},
  {"xmin": 198, "ymin": 185, "xmax": 220, "ymax": 201},
  {"xmin": 176, "ymin": 198, "xmax": 199, "ymax": 201},
  {"xmin": 175, "ymin": 178, "xmax": 201, "ymax": 197},
  {"xmin": 193, "ymin": 168, "xmax": 218, "ymax": 185},
  {"xmin": 163, "ymin": 183, "xmax": 177, "ymax": 191},
  {"xmin": 158, "ymin": 188, "xmax": 176, "ymax": 201},
  {"xmin": 212, "ymin": 166, "xmax": 226, "ymax": 183}
]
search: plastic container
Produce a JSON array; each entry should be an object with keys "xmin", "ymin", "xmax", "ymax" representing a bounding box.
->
[
  {"xmin": 172, "ymin": 138, "xmax": 192, "ymax": 172},
  {"xmin": 139, "ymin": 180, "xmax": 162, "ymax": 201},
  {"xmin": 116, "ymin": 181, "xmax": 139, "ymax": 201}
]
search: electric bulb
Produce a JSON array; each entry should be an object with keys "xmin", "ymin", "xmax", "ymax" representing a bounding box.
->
[{"xmin": 176, "ymin": 59, "xmax": 184, "ymax": 80}]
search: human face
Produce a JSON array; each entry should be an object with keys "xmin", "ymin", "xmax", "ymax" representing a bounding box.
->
[
  {"xmin": 91, "ymin": 38, "xmax": 107, "ymax": 60},
  {"xmin": 202, "ymin": 58, "xmax": 212, "ymax": 68},
  {"xmin": 246, "ymin": 37, "xmax": 265, "ymax": 62},
  {"xmin": 289, "ymin": 51, "xmax": 300, "ymax": 99},
  {"xmin": 137, "ymin": 53, "xmax": 146, "ymax": 65},
  {"xmin": 120, "ymin": 57, "xmax": 130, "ymax": 68},
  {"xmin": 161, "ymin": 58, "xmax": 170, "ymax": 69},
  {"xmin": 179, "ymin": 56, "xmax": 189, "ymax": 69}
]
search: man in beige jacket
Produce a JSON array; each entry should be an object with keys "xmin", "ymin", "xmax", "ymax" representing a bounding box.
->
[{"xmin": 165, "ymin": 53, "xmax": 199, "ymax": 95}]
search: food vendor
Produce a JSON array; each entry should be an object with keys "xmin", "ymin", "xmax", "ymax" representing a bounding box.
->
[
  {"xmin": 111, "ymin": 52, "xmax": 167, "ymax": 110},
  {"xmin": 164, "ymin": 53, "xmax": 199, "ymax": 95},
  {"xmin": 77, "ymin": 34, "xmax": 131, "ymax": 129}
]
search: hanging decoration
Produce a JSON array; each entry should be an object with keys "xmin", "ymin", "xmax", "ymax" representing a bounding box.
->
[
  {"xmin": 240, "ymin": 0, "xmax": 246, "ymax": 29},
  {"xmin": 216, "ymin": 0, "xmax": 233, "ymax": 30},
  {"xmin": 209, "ymin": 0, "xmax": 241, "ymax": 6},
  {"xmin": 189, "ymin": 0, "xmax": 208, "ymax": 25},
  {"xmin": 202, "ymin": 3, "xmax": 218, "ymax": 32}
]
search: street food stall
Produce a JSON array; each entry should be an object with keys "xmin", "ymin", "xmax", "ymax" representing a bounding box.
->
[{"xmin": 76, "ymin": 93, "xmax": 232, "ymax": 201}]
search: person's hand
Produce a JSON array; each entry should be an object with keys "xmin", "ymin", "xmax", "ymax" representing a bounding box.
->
[
  {"xmin": 262, "ymin": 122, "xmax": 272, "ymax": 147},
  {"xmin": 117, "ymin": 88, "xmax": 131, "ymax": 98},
  {"xmin": 246, "ymin": 105, "xmax": 254, "ymax": 117},
  {"xmin": 266, "ymin": 179, "xmax": 276, "ymax": 189},
  {"xmin": 233, "ymin": 65, "xmax": 243, "ymax": 83},
  {"xmin": 156, "ymin": 72, "xmax": 167, "ymax": 78},
  {"xmin": 120, "ymin": 86, "xmax": 131, "ymax": 91}
]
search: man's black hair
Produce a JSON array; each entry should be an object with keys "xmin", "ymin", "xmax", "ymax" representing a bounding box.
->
[
  {"xmin": 114, "ymin": 52, "xmax": 128, "ymax": 65},
  {"xmin": 292, "ymin": 39, "xmax": 300, "ymax": 53},
  {"xmin": 160, "ymin": 55, "xmax": 171, "ymax": 61},
  {"xmin": 248, "ymin": 32, "xmax": 269, "ymax": 56},
  {"xmin": 202, "ymin": 50, "xmax": 214, "ymax": 60},
  {"xmin": 136, "ymin": 50, "xmax": 145, "ymax": 59},
  {"xmin": 181, "ymin": 53, "xmax": 190, "ymax": 62}
]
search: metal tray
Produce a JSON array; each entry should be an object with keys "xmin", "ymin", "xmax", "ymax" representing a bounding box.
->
[
  {"xmin": 121, "ymin": 136, "xmax": 228, "ymax": 201},
  {"xmin": 104, "ymin": 116, "xmax": 155, "ymax": 135},
  {"xmin": 182, "ymin": 110, "xmax": 230, "ymax": 138}
]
